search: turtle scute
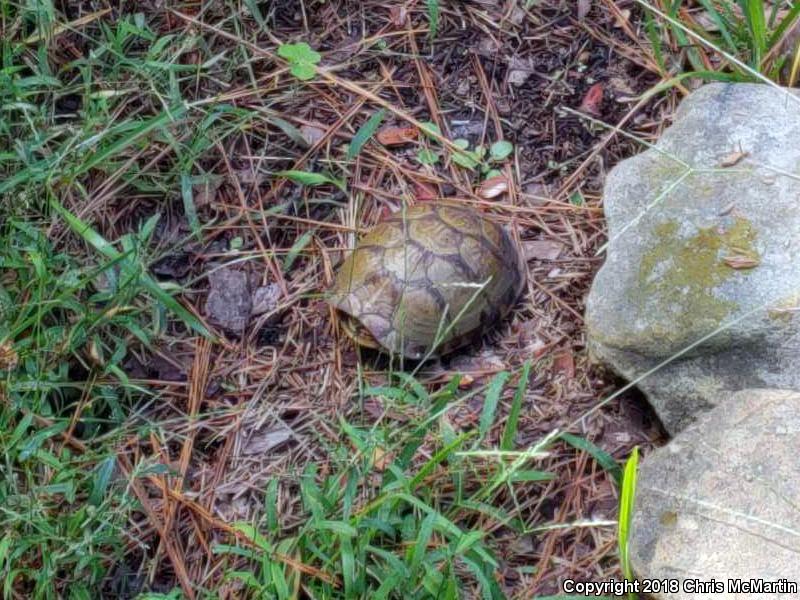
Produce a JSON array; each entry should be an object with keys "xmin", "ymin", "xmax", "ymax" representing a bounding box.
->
[{"xmin": 329, "ymin": 202, "xmax": 526, "ymax": 359}]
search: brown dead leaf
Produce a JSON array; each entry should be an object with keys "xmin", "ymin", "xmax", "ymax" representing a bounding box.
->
[
  {"xmin": 389, "ymin": 6, "xmax": 407, "ymax": 27},
  {"xmin": 234, "ymin": 165, "xmax": 265, "ymax": 185},
  {"xmin": 241, "ymin": 424, "xmax": 294, "ymax": 455},
  {"xmin": 523, "ymin": 240, "xmax": 564, "ymax": 261},
  {"xmin": 377, "ymin": 126, "xmax": 418, "ymax": 146},
  {"xmin": 478, "ymin": 175, "xmax": 509, "ymax": 199},
  {"xmin": 718, "ymin": 149, "xmax": 749, "ymax": 167},
  {"xmin": 613, "ymin": 8, "xmax": 631, "ymax": 28},
  {"xmin": 371, "ymin": 446, "xmax": 394, "ymax": 471},
  {"xmin": 0, "ymin": 340, "xmax": 19, "ymax": 371},
  {"xmin": 552, "ymin": 350, "xmax": 575, "ymax": 379},
  {"xmin": 723, "ymin": 254, "xmax": 760, "ymax": 269},
  {"xmin": 252, "ymin": 283, "xmax": 281, "ymax": 316},
  {"xmin": 193, "ymin": 177, "xmax": 221, "ymax": 207},
  {"xmin": 507, "ymin": 56, "xmax": 535, "ymax": 86},
  {"xmin": 579, "ymin": 83, "xmax": 604, "ymax": 116},
  {"xmin": 300, "ymin": 124, "xmax": 326, "ymax": 146},
  {"xmin": 476, "ymin": 37, "xmax": 502, "ymax": 58}
]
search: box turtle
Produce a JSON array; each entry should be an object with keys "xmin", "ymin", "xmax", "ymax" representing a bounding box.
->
[{"xmin": 329, "ymin": 202, "xmax": 526, "ymax": 359}]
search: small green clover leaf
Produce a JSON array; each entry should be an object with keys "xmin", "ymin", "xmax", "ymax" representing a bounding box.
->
[
  {"xmin": 490, "ymin": 140, "xmax": 514, "ymax": 161},
  {"xmin": 277, "ymin": 42, "xmax": 321, "ymax": 81},
  {"xmin": 417, "ymin": 148, "xmax": 440, "ymax": 165},
  {"xmin": 451, "ymin": 139, "xmax": 481, "ymax": 169}
]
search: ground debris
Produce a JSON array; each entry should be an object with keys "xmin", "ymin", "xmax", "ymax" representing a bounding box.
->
[{"xmin": 205, "ymin": 267, "xmax": 252, "ymax": 334}]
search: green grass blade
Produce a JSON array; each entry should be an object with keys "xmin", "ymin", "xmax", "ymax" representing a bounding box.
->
[
  {"xmin": 618, "ymin": 446, "xmax": 639, "ymax": 598},
  {"xmin": 478, "ymin": 371, "xmax": 510, "ymax": 443},
  {"xmin": 180, "ymin": 173, "xmax": 202, "ymax": 239},
  {"xmin": 283, "ymin": 229, "xmax": 315, "ymax": 272},
  {"xmin": 275, "ymin": 169, "xmax": 346, "ymax": 192},
  {"xmin": 409, "ymin": 432, "xmax": 472, "ymax": 490},
  {"xmin": 695, "ymin": 0, "xmax": 737, "ymax": 51},
  {"xmin": 391, "ymin": 372, "xmax": 430, "ymax": 403},
  {"xmin": 742, "ymin": 0, "xmax": 767, "ymax": 67},
  {"xmin": 558, "ymin": 432, "xmax": 622, "ymax": 485},
  {"xmin": 347, "ymin": 109, "xmax": 385, "ymax": 160},
  {"xmin": 767, "ymin": 3, "xmax": 800, "ymax": 49},
  {"xmin": 76, "ymin": 105, "xmax": 186, "ymax": 176},
  {"xmin": 49, "ymin": 198, "xmax": 211, "ymax": 337},
  {"xmin": 500, "ymin": 361, "xmax": 531, "ymax": 450},
  {"xmin": 426, "ymin": 0, "xmax": 440, "ymax": 39},
  {"xmin": 267, "ymin": 114, "xmax": 311, "ymax": 147}
]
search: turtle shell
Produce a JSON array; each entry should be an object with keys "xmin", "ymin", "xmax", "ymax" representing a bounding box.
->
[{"xmin": 329, "ymin": 202, "xmax": 526, "ymax": 359}]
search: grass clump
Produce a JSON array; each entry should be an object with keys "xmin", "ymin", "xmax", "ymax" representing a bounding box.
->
[
  {"xmin": 213, "ymin": 371, "xmax": 535, "ymax": 599},
  {"xmin": 642, "ymin": 0, "xmax": 800, "ymax": 84},
  {"xmin": 0, "ymin": 215, "xmax": 141, "ymax": 597}
]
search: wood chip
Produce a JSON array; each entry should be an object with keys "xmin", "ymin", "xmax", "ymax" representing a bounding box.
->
[
  {"xmin": 718, "ymin": 149, "xmax": 749, "ymax": 167},
  {"xmin": 376, "ymin": 125, "xmax": 418, "ymax": 146},
  {"xmin": 578, "ymin": 83, "xmax": 604, "ymax": 116},
  {"xmin": 723, "ymin": 255, "xmax": 760, "ymax": 269},
  {"xmin": 478, "ymin": 175, "xmax": 509, "ymax": 199},
  {"xmin": 552, "ymin": 350, "xmax": 575, "ymax": 378}
]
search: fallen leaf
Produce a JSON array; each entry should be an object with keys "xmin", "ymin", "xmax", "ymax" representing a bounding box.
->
[
  {"xmin": 300, "ymin": 124, "xmax": 326, "ymax": 146},
  {"xmin": 241, "ymin": 424, "xmax": 294, "ymax": 455},
  {"xmin": 718, "ymin": 149, "xmax": 749, "ymax": 167},
  {"xmin": 0, "ymin": 340, "xmax": 19, "ymax": 371},
  {"xmin": 694, "ymin": 11, "xmax": 721, "ymax": 32},
  {"xmin": 252, "ymin": 283, "xmax": 281, "ymax": 315},
  {"xmin": 459, "ymin": 373, "xmax": 475, "ymax": 389},
  {"xmin": 389, "ymin": 6, "xmax": 407, "ymax": 27},
  {"xmin": 552, "ymin": 350, "xmax": 575, "ymax": 378},
  {"xmin": 723, "ymin": 255, "xmax": 760, "ymax": 269},
  {"xmin": 371, "ymin": 446, "xmax": 394, "ymax": 471},
  {"xmin": 579, "ymin": 82, "xmax": 604, "ymax": 116},
  {"xmin": 523, "ymin": 240, "xmax": 564, "ymax": 261},
  {"xmin": 577, "ymin": 0, "xmax": 591, "ymax": 19},
  {"xmin": 613, "ymin": 8, "xmax": 631, "ymax": 28},
  {"xmin": 205, "ymin": 267, "xmax": 252, "ymax": 334},
  {"xmin": 478, "ymin": 175, "xmax": 509, "ymax": 199},
  {"xmin": 507, "ymin": 56, "xmax": 534, "ymax": 86},
  {"xmin": 376, "ymin": 125, "xmax": 418, "ymax": 146},
  {"xmin": 608, "ymin": 75, "xmax": 636, "ymax": 98},
  {"xmin": 476, "ymin": 37, "xmax": 502, "ymax": 57},
  {"xmin": 413, "ymin": 181, "xmax": 438, "ymax": 202},
  {"xmin": 509, "ymin": 6, "xmax": 526, "ymax": 25},
  {"xmin": 234, "ymin": 165, "xmax": 265, "ymax": 185}
]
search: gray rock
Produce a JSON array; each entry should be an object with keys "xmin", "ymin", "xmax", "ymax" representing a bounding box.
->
[
  {"xmin": 586, "ymin": 82, "xmax": 800, "ymax": 433},
  {"xmin": 630, "ymin": 388, "xmax": 800, "ymax": 599},
  {"xmin": 205, "ymin": 266, "xmax": 251, "ymax": 334}
]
